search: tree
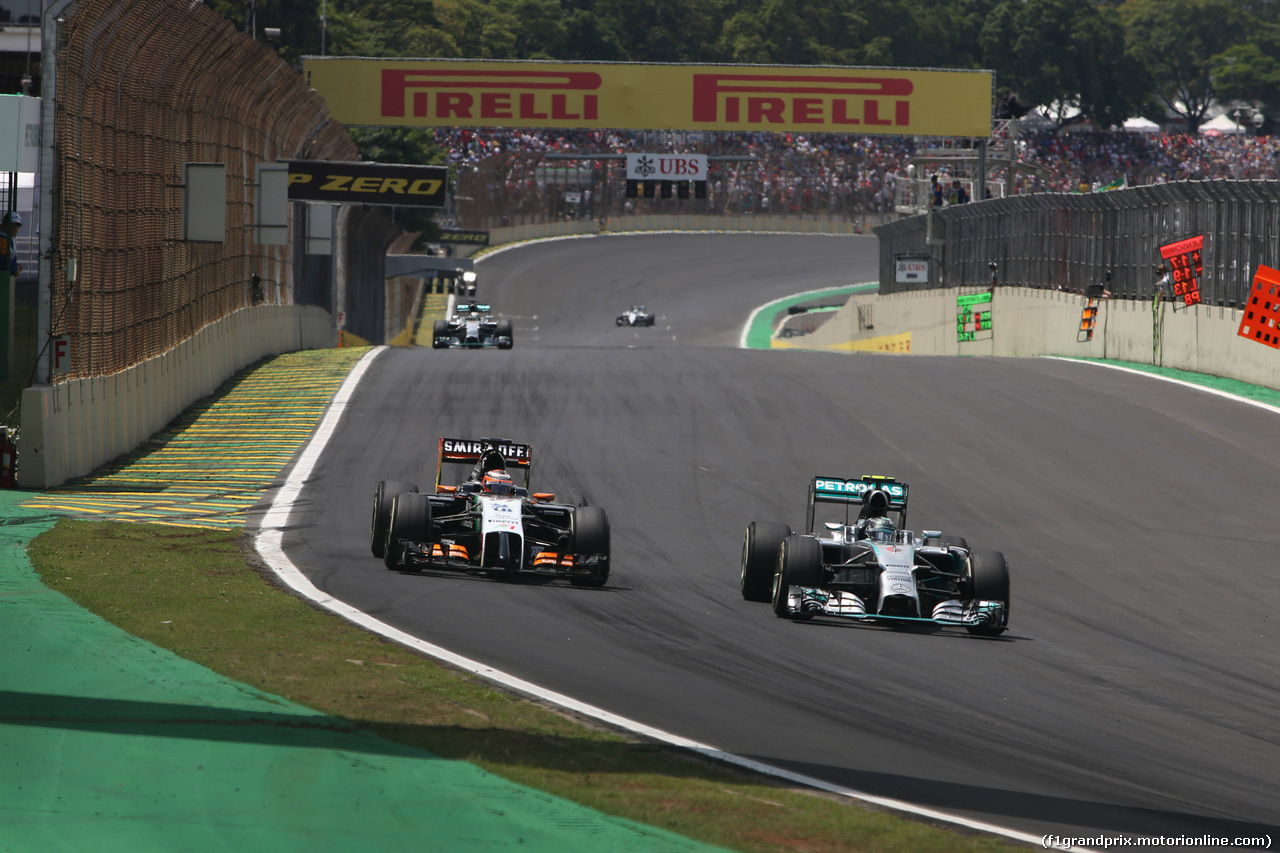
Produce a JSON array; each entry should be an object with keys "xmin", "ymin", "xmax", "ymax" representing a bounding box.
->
[
  {"xmin": 982, "ymin": 0, "xmax": 1147, "ymax": 130},
  {"xmin": 607, "ymin": 0, "xmax": 727, "ymax": 63},
  {"xmin": 716, "ymin": 0, "xmax": 866, "ymax": 65},
  {"xmin": 1120, "ymin": 0, "xmax": 1253, "ymax": 132},
  {"xmin": 1211, "ymin": 33, "xmax": 1280, "ymax": 129}
]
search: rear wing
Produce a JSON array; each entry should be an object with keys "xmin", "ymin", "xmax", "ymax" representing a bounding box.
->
[
  {"xmin": 455, "ymin": 303, "xmax": 491, "ymax": 314},
  {"xmin": 436, "ymin": 437, "xmax": 532, "ymax": 491},
  {"xmin": 806, "ymin": 475, "xmax": 909, "ymax": 533}
]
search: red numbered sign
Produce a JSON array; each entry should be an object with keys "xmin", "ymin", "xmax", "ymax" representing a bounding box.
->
[
  {"xmin": 1237, "ymin": 265, "xmax": 1280, "ymax": 349},
  {"xmin": 1159, "ymin": 235, "xmax": 1204, "ymax": 306}
]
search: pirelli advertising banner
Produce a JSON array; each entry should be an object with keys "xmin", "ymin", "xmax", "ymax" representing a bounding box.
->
[
  {"xmin": 287, "ymin": 160, "xmax": 448, "ymax": 208},
  {"xmin": 304, "ymin": 58, "xmax": 993, "ymax": 137}
]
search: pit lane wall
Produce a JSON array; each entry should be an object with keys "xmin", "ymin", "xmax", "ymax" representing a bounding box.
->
[
  {"xmin": 18, "ymin": 306, "xmax": 335, "ymax": 489},
  {"xmin": 779, "ymin": 286, "xmax": 1280, "ymax": 391}
]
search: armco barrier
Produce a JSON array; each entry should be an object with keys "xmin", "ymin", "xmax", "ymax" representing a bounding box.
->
[
  {"xmin": 19, "ymin": 306, "xmax": 335, "ymax": 489},
  {"xmin": 787, "ymin": 286, "xmax": 1280, "ymax": 391}
]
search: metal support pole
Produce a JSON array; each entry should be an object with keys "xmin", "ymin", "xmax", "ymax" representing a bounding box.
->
[{"xmin": 976, "ymin": 139, "xmax": 987, "ymax": 202}]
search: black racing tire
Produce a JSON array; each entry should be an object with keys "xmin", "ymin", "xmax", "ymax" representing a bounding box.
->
[
  {"xmin": 966, "ymin": 550, "xmax": 1010, "ymax": 636},
  {"xmin": 740, "ymin": 521, "xmax": 792, "ymax": 602},
  {"xmin": 616, "ymin": 316, "xmax": 626, "ymax": 326},
  {"xmin": 496, "ymin": 319, "xmax": 514, "ymax": 349},
  {"xmin": 771, "ymin": 535, "xmax": 823, "ymax": 619},
  {"xmin": 432, "ymin": 320, "xmax": 448, "ymax": 349},
  {"xmin": 569, "ymin": 506, "xmax": 610, "ymax": 587},
  {"xmin": 371, "ymin": 480, "xmax": 417, "ymax": 558},
  {"xmin": 384, "ymin": 492, "xmax": 432, "ymax": 571}
]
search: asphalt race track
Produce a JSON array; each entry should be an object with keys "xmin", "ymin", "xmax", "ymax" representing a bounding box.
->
[{"xmin": 280, "ymin": 233, "xmax": 1280, "ymax": 848}]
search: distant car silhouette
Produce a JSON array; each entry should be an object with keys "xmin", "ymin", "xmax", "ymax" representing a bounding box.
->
[{"xmin": 616, "ymin": 306, "xmax": 655, "ymax": 326}]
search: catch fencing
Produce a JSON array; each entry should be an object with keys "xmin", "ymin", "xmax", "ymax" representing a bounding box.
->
[
  {"xmin": 49, "ymin": 0, "xmax": 359, "ymax": 381},
  {"xmin": 876, "ymin": 181, "xmax": 1280, "ymax": 305}
]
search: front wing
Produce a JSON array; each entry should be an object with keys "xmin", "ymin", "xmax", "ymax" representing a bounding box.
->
[{"xmin": 785, "ymin": 586, "xmax": 1006, "ymax": 629}]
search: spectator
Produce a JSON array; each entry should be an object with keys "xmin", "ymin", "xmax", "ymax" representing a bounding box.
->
[{"xmin": 2, "ymin": 211, "xmax": 22, "ymax": 278}]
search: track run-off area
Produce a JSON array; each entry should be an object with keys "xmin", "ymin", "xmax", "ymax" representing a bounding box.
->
[{"xmin": 266, "ymin": 233, "xmax": 1278, "ymax": 850}]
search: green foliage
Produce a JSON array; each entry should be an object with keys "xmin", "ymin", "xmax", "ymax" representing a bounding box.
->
[
  {"xmin": 329, "ymin": 0, "xmax": 458, "ymax": 57},
  {"xmin": 1121, "ymin": 0, "xmax": 1255, "ymax": 131},
  {"xmin": 982, "ymin": 0, "xmax": 1147, "ymax": 129},
  {"xmin": 1212, "ymin": 35, "xmax": 1280, "ymax": 124},
  {"xmin": 205, "ymin": 0, "xmax": 325, "ymax": 64}
]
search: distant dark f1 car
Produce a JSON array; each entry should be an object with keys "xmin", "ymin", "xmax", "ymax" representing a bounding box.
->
[
  {"xmin": 370, "ymin": 437, "xmax": 611, "ymax": 587},
  {"xmin": 616, "ymin": 306, "xmax": 655, "ymax": 326},
  {"xmin": 432, "ymin": 303, "xmax": 513, "ymax": 349},
  {"xmin": 740, "ymin": 475, "xmax": 1010, "ymax": 636}
]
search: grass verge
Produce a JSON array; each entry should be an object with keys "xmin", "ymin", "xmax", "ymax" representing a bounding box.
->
[{"xmin": 28, "ymin": 519, "xmax": 1025, "ymax": 853}]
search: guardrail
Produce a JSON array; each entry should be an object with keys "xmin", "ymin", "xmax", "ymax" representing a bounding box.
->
[{"xmin": 876, "ymin": 181, "xmax": 1280, "ymax": 305}]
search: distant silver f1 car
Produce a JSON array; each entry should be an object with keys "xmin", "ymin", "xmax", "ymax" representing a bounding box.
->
[
  {"xmin": 370, "ymin": 437, "xmax": 611, "ymax": 587},
  {"xmin": 616, "ymin": 306, "xmax": 655, "ymax": 326},
  {"xmin": 432, "ymin": 303, "xmax": 513, "ymax": 349},
  {"xmin": 740, "ymin": 475, "xmax": 1010, "ymax": 636}
]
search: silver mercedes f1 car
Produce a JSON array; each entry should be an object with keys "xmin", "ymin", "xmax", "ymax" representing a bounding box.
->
[
  {"xmin": 432, "ymin": 303, "xmax": 513, "ymax": 349},
  {"xmin": 740, "ymin": 475, "xmax": 1009, "ymax": 636},
  {"xmin": 370, "ymin": 437, "xmax": 610, "ymax": 587}
]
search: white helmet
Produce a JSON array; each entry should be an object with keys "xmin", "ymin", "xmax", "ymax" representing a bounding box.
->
[{"xmin": 865, "ymin": 517, "xmax": 896, "ymax": 543}]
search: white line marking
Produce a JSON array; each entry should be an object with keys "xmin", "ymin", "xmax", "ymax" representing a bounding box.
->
[
  {"xmin": 1043, "ymin": 357, "xmax": 1280, "ymax": 417},
  {"xmin": 251, "ymin": 341, "xmax": 1088, "ymax": 852}
]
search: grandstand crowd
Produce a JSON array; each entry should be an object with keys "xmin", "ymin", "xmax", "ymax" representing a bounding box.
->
[{"xmin": 440, "ymin": 126, "xmax": 1280, "ymax": 225}]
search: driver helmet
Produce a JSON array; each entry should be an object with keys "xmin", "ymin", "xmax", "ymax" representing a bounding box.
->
[
  {"xmin": 865, "ymin": 517, "xmax": 896, "ymax": 543},
  {"xmin": 481, "ymin": 469, "xmax": 515, "ymax": 496}
]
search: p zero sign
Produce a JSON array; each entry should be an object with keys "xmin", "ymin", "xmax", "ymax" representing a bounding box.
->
[
  {"xmin": 304, "ymin": 58, "xmax": 993, "ymax": 138},
  {"xmin": 626, "ymin": 154, "xmax": 707, "ymax": 181},
  {"xmin": 287, "ymin": 160, "xmax": 448, "ymax": 208}
]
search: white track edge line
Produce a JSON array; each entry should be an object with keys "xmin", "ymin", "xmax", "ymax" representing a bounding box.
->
[
  {"xmin": 1043, "ymin": 356, "xmax": 1280, "ymax": 417},
  {"xmin": 251, "ymin": 350, "xmax": 1091, "ymax": 853}
]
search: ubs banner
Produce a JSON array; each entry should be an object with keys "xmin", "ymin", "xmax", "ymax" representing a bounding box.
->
[{"xmin": 304, "ymin": 58, "xmax": 993, "ymax": 138}]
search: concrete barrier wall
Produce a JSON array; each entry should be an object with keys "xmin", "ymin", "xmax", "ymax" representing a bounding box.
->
[
  {"xmin": 19, "ymin": 305, "xmax": 336, "ymax": 489},
  {"xmin": 791, "ymin": 286, "xmax": 1280, "ymax": 390},
  {"xmin": 485, "ymin": 213, "xmax": 883, "ymax": 246}
]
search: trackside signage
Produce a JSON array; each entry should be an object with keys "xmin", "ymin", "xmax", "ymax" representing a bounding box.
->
[
  {"xmin": 440, "ymin": 438, "xmax": 532, "ymax": 465},
  {"xmin": 287, "ymin": 160, "xmax": 448, "ymax": 208},
  {"xmin": 438, "ymin": 228, "xmax": 490, "ymax": 245},
  {"xmin": 304, "ymin": 58, "xmax": 993, "ymax": 137},
  {"xmin": 815, "ymin": 478, "xmax": 907, "ymax": 500},
  {"xmin": 626, "ymin": 154, "xmax": 708, "ymax": 181}
]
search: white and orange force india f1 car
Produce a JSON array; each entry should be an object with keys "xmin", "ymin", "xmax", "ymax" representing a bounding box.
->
[
  {"xmin": 740, "ymin": 475, "xmax": 1009, "ymax": 636},
  {"xmin": 370, "ymin": 438, "xmax": 610, "ymax": 587}
]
